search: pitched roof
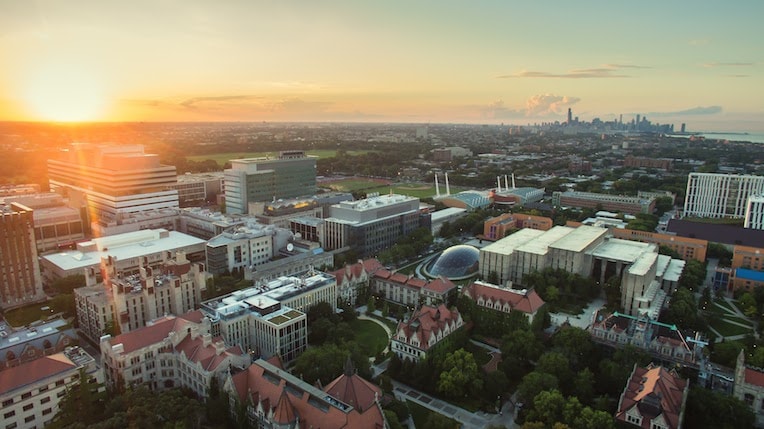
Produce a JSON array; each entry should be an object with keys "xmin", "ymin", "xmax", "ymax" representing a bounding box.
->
[
  {"xmin": 395, "ymin": 304, "xmax": 462, "ymax": 351},
  {"xmin": 323, "ymin": 367, "xmax": 382, "ymax": 412},
  {"xmin": 744, "ymin": 367, "xmax": 764, "ymax": 387},
  {"xmin": 0, "ymin": 353, "xmax": 76, "ymax": 395},
  {"xmin": 463, "ymin": 281, "xmax": 545, "ymax": 314},
  {"xmin": 107, "ymin": 316, "xmax": 188, "ymax": 354},
  {"xmin": 230, "ymin": 360, "xmax": 385, "ymax": 429},
  {"xmin": 174, "ymin": 334, "xmax": 243, "ymax": 372},
  {"xmin": 423, "ymin": 277, "xmax": 456, "ymax": 295},
  {"xmin": 616, "ymin": 364, "xmax": 688, "ymax": 429}
]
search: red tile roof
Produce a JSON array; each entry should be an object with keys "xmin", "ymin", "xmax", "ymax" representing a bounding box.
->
[
  {"xmin": 175, "ymin": 334, "xmax": 243, "ymax": 372},
  {"xmin": 616, "ymin": 364, "xmax": 688, "ymax": 429},
  {"xmin": 424, "ymin": 277, "xmax": 456, "ymax": 295},
  {"xmin": 107, "ymin": 316, "xmax": 190, "ymax": 354},
  {"xmin": 230, "ymin": 360, "xmax": 385, "ymax": 429},
  {"xmin": 462, "ymin": 281, "xmax": 545, "ymax": 314},
  {"xmin": 333, "ymin": 259, "xmax": 385, "ymax": 285},
  {"xmin": 0, "ymin": 353, "xmax": 76, "ymax": 395},
  {"xmin": 744, "ymin": 367, "xmax": 764, "ymax": 387},
  {"xmin": 395, "ymin": 304, "xmax": 463, "ymax": 352},
  {"xmin": 323, "ymin": 370, "xmax": 382, "ymax": 412}
]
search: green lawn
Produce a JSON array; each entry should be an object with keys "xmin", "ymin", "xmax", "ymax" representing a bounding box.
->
[
  {"xmin": 187, "ymin": 149, "xmax": 374, "ymax": 166},
  {"xmin": 407, "ymin": 400, "xmax": 461, "ymax": 429},
  {"xmin": 713, "ymin": 298, "xmax": 736, "ymax": 314},
  {"xmin": 350, "ymin": 319, "xmax": 390, "ymax": 356},
  {"xmin": 709, "ymin": 317, "xmax": 754, "ymax": 337},
  {"xmin": 325, "ymin": 179, "xmax": 391, "ymax": 192},
  {"xmin": 3, "ymin": 295, "xmax": 72, "ymax": 328}
]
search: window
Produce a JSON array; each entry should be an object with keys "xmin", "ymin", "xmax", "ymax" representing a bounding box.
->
[
  {"xmin": 23, "ymin": 404, "xmax": 33, "ymax": 411},
  {"xmin": 1, "ymin": 399, "xmax": 12, "ymax": 407},
  {"xmin": 40, "ymin": 396, "xmax": 50, "ymax": 404},
  {"xmin": 4, "ymin": 410, "xmax": 15, "ymax": 418},
  {"xmin": 39, "ymin": 385, "xmax": 48, "ymax": 393},
  {"xmin": 24, "ymin": 415, "xmax": 35, "ymax": 423},
  {"xmin": 6, "ymin": 422, "xmax": 18, "ymax": 429},
  {"xmin": 43, "ymin": 408, "xmax": 52, "ymax": 415},
  {"xmin": 21, "ymin": 392, "xmax": 31, "ymax": 400}
]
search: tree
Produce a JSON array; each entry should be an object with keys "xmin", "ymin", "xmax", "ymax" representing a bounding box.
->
[
  {"xmin": 384, "ymin": 410, "xmax": 404, "ymax": 429},
  {"xmin": 437, "ymin": 349, "xmax": 483, "ymax": 398},
  {"xmin": 292, "ymin": 343, "xmax": 350, "ymax": 385},
  {"xmin": 551, "ymin": 327, "xmax": 594, "ymax": 370},
  {"xmin": 423, "ymin": 412, "xmax": 457, "ymax": 429},
  {"xmin": 572, "ymin": 367, "xmax": 595, "ymax": 405},
  {"xmin": 517, "ymin": 371, "xmax": 559, "ymax": 403},
  {"xmin": 536, "ymin": 352, "xmax": 572, "ymax": 390},
  {"xmin": 711, "ymin": 341, "xmax": 745, "ymax": 367},
  {"xmin": 367, "ymin": 297, "xmax": 376, "ymax": 314},
  {"xmin": 483, "ymin": 370, "xmax": 509, "ymax": 402},
  {"xmin": 684, "ymin": 385, "xmax": 754, "ymax": 429},
  {"xmin": 48, "ymin": 368, "xmax": 107, "ymax": 428},
  {"xmin": 664, "ymin": 287, "xmax": 699, "ymax": 330},
  {"xmin": 740, "ymin": 293, "xmax": 757, "ymax": 317},
  {"xmin": 307, "ymin": 301, "xmax": 337, "ymax": 323}
]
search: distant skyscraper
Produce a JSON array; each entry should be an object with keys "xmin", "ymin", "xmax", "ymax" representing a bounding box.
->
[
  {"xmin": 0, "ymin": 202, "xmax": 44, "ymax": 310},
  {"xmin": 567, "ymin": 108, "xmax": 573, "ymax": 124},
  {"xmin": 681, "ymin": 123, "xmax": 686, "ymax": 133},
  {"xmin": 224, "ymin": 151, "xmax": 317, "ymax": 215},
  {"xmin": 48, "ymin": 143, "xmax": 179, "ymax": 231}
]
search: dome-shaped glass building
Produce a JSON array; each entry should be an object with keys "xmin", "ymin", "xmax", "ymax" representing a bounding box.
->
[{"xmin": 427, "ymin": 244, "xmax": 479, "ymax": 279}]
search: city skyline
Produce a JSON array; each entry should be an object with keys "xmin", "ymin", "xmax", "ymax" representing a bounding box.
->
[{"xmin": 1, "ymin": 1, "xmax": 762, "ymax": 131}]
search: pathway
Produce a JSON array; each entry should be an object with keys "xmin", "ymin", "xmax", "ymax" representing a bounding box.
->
[{"xmin": 392, "ymin": 380, "xmax": 517, "ymax": 429}]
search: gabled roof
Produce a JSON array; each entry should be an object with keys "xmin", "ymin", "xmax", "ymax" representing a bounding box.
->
[
  {"xmin": 423, "ymin": 277, "xmax": 456, "ymax": 295},
  {"xmin": 395, "ymin": 304, "xmax": 462, "ymax": 351},
  {"xmin": 105, "ymin": 311, "xmax": 204, "ymax": 354},
  {"xmin": 744, "ymin": 367, "xmax": 764, "ymax": 387},
  {"xmin": 174, "ymin": 334, "xmax": 244, "ymax": 372},
  {"xmin": 0, "ymin": 353, "xmax": 76, "ymax": 395},
  {"xmin": 462, "ymin": 281, "xmax": 545, "ymax": 314},
  {"xmin": 323, "ymin": 360, "xmax": 382, "ymax": 413},
  {"xmin": 616, "ymin": 364, "xmax": 688, "ymax": 429},
  {"xmin": 272, "ymin": 390, "xmax": 297, "ymax": 424}
]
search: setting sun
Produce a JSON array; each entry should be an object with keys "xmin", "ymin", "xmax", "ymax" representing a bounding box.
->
[{"xmin": 22, "ymin": 65, "xmax": 108, "ymax": 122}]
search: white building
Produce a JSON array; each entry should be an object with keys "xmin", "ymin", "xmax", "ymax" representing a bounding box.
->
[
  {"xmin": 0, "ymin": 346, "xmax": 102, "ymax": 429},
  {"xmin": 745, "ymin": 195, "xmax": 764, "ymax": 231},
  {"xmin": 205, "ymin": 222, "xmax": 292, "ymax": 275},
  {"xmin": 47, "ymin": 143, "xmax": 180, "ymax": 234},
  {"xmin": 100, "ymin": 313, "xmax": 249, "ymax": 396},
  {"xmin": 684, "ymin": 173, "xmax": 764, "ymax": 219},
  {"xmin": 40, "ymin": 228, "xmax": 206, "ymax": 287}
]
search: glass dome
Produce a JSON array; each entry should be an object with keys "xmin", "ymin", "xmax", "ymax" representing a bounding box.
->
[{"xmin": 429, "ymin": 245, "xmax": 479, "ymax": 278}]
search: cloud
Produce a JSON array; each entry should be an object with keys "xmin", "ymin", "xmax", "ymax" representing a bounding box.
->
[
  {"xmin": 179, "ymin": 95, "xmax": 262, "ymax": 109},
  {"xmin": 526, "ymin": 94, "xmax": 580, "ymax": 116},
  {"xmin": 478, "ymin": 94, "xmax": 581, "ymax": 119},
  {"xmin": 497, "ymin": 63, "xmax": 644, "ymax": 79},
  {"xmin": 703, "ymin": 62, "xmax": 754, "ymax": 68},
  {"xmin": 648, "ymin": 106, "xmax": 722, "ymax": 117}
]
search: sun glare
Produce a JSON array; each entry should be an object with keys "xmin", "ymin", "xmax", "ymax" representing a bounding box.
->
[{"xmin": 23, "ymin": 66, "xmax": 108, "ymax": 122}]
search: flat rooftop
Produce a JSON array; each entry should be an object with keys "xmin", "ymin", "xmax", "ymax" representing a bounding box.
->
[
  {"xmin": 481, "ymin": 228, "xmax": 545, "ymax": 256},
  {"xmin": 516, "ymin": 226, "xmax": 574, "ymax": 255},
  {"xmin": 629, "ymin": 251, "xmax": 659, "ymax": 276},
  {"xmin": 664, "ymin": 259, "xmax": 685, "ymax": 282},
  {"xmin": 549, "ymin": 225, "xmax": 607, "ymax": 252},
  {"xmin": 42, "ymin": 229, "xmax": 205, "ymax": 271},
  {"xmin": 591, "ymin": 238, "xmax": 653, "ymax": 263}
]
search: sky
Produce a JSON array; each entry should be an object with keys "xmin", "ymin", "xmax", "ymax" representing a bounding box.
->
[{"xmin": 1, "ymin": 0, "xmax": 763, "ymax": 131}]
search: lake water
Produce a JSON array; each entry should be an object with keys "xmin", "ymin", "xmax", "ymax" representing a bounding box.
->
[{"xmin": 670, "ymin": 132, "xmax": 764, "ymax": 144}]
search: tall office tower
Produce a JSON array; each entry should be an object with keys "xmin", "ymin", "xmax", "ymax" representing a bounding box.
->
[
  {"xmin": 681, "ymin": 123, "xmax": 686, "ymax": 133},
  {"xmin": 567, "ymin": 108, "xmax": 573, "ymax": 124},
  {"xmin": 745, "ymin": 195, "xmax": 764, "ymax": 230},
  {"xmin": 684, "ymin": 173, "xmax": 764, "ymax": 219},
  {"xmin": 0, "ymin": 203, "xmax": 44, "ymax": 310},
  {"xmin": 224, "ymin": 151, "xmax": 317, "ymax": 214},
  {"xmin": 48, "ymin": 143, "xmax": 179, "ymax": 231}
]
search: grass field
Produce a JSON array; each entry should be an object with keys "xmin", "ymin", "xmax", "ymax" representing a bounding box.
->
[
  {"xmin": 709, "ymin": 317, "xmax": 754, "ymax": 337},
  {"xmin": 323, "ymin": 178, "xmax": 466, "ymax": 199},
  {"xmin": 187, "ymin": 149, "xmax": 374, "ymax": 166},
  {"xmin": 324, "ymin": 179, "xmax": 391, "ymax": 193},
  {"xmin": 3, "ymin": 296, "xmax": 71, "ymax": 327},
  {"xmin": 350, "ymin": 319, "xmax": 390, "ymax": 356},
  {"xmin": 407, "ymin": 401, "xmax": 461, "ymax": 429}
]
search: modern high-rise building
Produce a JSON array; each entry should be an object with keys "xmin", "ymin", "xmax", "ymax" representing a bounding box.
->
[
  {"xmin": 0, "ymin": 202, "xmax": 45, "ymax": 310},
  {"xmin": 745, "ymin": 195, "xmax": 764, "ymax": 230},
  {"xmin": 224, "ymin": 151, "xmax": 317, "ymax": 214},
  {"xmin": 683, "ymin": 173, "xmax": 764, "ymax": 219},
  {"xmin": 47, "ymin": 143, "xmax": 180, "ymax": 233}
]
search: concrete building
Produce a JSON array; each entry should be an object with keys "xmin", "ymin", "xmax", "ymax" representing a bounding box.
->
[
  {"xmin": 0, "ymin": 202, "xmax": 45, "ymax": 311},
  {"xmin": 615, "ymin": 363, "xmax": 689, "ymax": 429},
  {"xmin": 734, "ymin": 350, "xmax": 764, "ymax": 428},
  {"xmin": 169, "ymin": 172, "xmax": 224, "ymax": 207},
  {"xmin": 205, "ymin": 222, "xmax": 292, "ymax": 275},
  {"xmin": 0, "ymin": 346, "xmax": 102, "ymax": 429},
  {"xmin": 482, "ymin": 212, "xmax": 553, "ymax": 241},
  {"xmin": 746, "ymin": 195, "xmax": 764, "ymax": 230},
  {"xmin": 225, "ymin": 358, "xmax": 387, "ymax": 429},
  {"xmin": 75, "ymin": 251, "xmax": 211, "ymax": 340},
  {"xmin": 391, "ymin": 304, "xmax": 464, "ymax": 363},
  {"xmin": 429, "ymin": 207, "xmax": 467, "ymax": 236},
  {"xmin": 323, "ymin": 193, "xmax": 429, "ymax": 257},
  {"xmin": 224, "ymin": 151, "xmax": 317, "ymax": 214},
  {"xmin": 461, "ymin": 281, "xmax": 546, "ymax": 323},
  {"xmin": 0, "ymin": 318, "xmax": 78, "ymax": 371},
  {"xmin": 47, "ymin": 143, "xmax": 180, "ymax": 235},
  {"xmin": 553, "ymin": 190, "xmax": 656, "ymax": 215},
  {"xmin": 178, "ymin": 207, "xmax": 248, "ymax": 240},
  {"xmin": 100, "ymin": 313, "xmax": 248, "ymax": 396},
  {"xmin": 1, "ymin": 193, "xmax": 85, "ymax": 253},
  {"xmin": 624, "ymin": 156, "xmax": 673, "ymax": 171},
  {"xmin": 40, "ymin": 228, "xmax": 206, "ymax": 287},
  {"xmin": 251, "ymin": 197, "xmax": 323, "ymax": 229},
  {"xmin": 683, "ymin": 173, "xmax": 764, "ymax": 220}
]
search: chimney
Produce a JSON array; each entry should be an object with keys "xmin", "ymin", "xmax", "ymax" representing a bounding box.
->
[
  {"xmin": 445, "ymin": 173, "xmax": 450, "ymax": 196},
  {"xmin": 496, "ymin": 176, "xmax": 502, "ymax": 192},
  {"xmin": 435, "ymin": 174, "xmax": 440, "ymax": 197}
]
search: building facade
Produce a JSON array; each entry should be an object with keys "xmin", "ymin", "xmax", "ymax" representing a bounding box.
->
[
  {"xmin": 332, "ymin": 259, "xmax": 384, "ymax": 306},
  {"xmin": 0, "ymin": 318, "xmax": 78, "ymax": 371},
  {"xmin": 372, "ymin": 270, "xmax": 456, "ymax": 307},
  {"xmin": 2, "ymin": 193, "xmax": 86, "ymax": 253},
  {"xmin": 100, "ymin": 314, "xmax": 248, "ymax": 396},
  {"xmin": 552, "ymin": 190, "xmax": 656, "ymax": 215},
  {"xmin": 611, "ymin": 229, "xmax": 707, "ymax": 262},
  {"xmin": 615, "ymin": 364, "xmax": 689, "ymax": 429},
  {"xmin": 683, "ymin": 173, "xmax": 764, "ymax": 219},
  {"xmin": 746, "ymin": 195, "xmax": 764, "ymax": 230},
  {"xmin": 0, "ymin": 346, "xmax": 102, "ymax": 429},
  {"xmin": 224, "ymin": 151, "xmax": 317, "ymax": 215},
  {"xmin": 169, "ymin": 172, "xmax": 224, "ymax": 207},
  {"xmin": 47, "ymin": 143, "xmax": 180, "ymax": 234},
  {"xmin": 734, "ymin": 350, "xmax": 764, "ymax": 428},
  {"xmin": 205, "ymin": 223, "xmax": 292, "ymax": 275},
  {"xmin": 482, "ymin": 212, "xmax": 553, "ymax": 241},
  {"xmin": 391, "ymin": 304, "xmax": 464, "ymax": 363},
  {"xmin": 461, "ymin": 281, "xmax": 546, "ymax": 323},
  {"xmin": 0, "ymin": 203, "xmax": 45, "ymax": 310},
  {"xmin": 323, "ymin": 193, "xmax": 429, "ymax": 257}
]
